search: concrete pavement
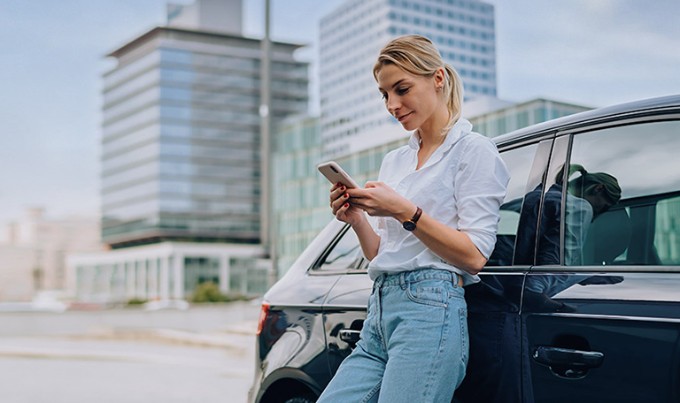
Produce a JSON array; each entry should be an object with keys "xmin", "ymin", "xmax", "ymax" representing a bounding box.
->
[{"xmin": 0, "ymin": 301, "xmax": 262, "ymax": 402}]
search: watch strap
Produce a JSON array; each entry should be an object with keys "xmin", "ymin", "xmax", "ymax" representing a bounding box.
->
[
  {"xmin": 402, "ymin": 206, "xmax": 422, "ymax": 231},
  {"xmin": 411, "ymin": 206, "xmax": 422, "ymax": 224}
]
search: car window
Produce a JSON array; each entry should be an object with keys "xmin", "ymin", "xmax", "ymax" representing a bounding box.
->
[
  {"xmin": 487, "ymin": 143, "xmax": 541, "ymax": 266},
  {"xmin": 565, "ymin": 120, "xmax": 680, "ymax": 266},
  {"xmin": 315, "ymin": 226, "xmax": 365, "ymax": 272}
]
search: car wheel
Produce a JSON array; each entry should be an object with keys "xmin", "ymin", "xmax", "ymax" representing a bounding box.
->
[{"xmin": 284, "ymin": 397, "xmax": 315, "ymax": 403}]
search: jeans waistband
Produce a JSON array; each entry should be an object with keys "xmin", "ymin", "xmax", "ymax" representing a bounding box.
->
[{"xmin": 374, "ymin": 268, "xmax": 463, "ymax": 288}]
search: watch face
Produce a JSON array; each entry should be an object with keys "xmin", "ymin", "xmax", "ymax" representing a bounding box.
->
[{"xmin": 403, "ymin": 221, "xmax": 416, "ymax": 231}]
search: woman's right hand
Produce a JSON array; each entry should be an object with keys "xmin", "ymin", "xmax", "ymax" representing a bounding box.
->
[{"xmin": 330, "ymin": 183, "xmax": 364, "ymax": 226}]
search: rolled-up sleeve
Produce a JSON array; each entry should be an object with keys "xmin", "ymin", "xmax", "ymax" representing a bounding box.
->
[{"xmin": 454, "ymin": 137, "xmax": 510, "ymax": 258}]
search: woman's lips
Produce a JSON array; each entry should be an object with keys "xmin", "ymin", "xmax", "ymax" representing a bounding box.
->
[{"xmin": 397, "ymin": 111, "xmax": 412, "ymax": 122}]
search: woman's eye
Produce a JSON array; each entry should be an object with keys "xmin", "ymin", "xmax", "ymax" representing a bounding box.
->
[
  {"xmin": 396, "ymin": 87, "xmax": 409, "ymax": 95},
  {"xmin": 380, "ymin": 93, "xmax": 387, "ymax": 101}
]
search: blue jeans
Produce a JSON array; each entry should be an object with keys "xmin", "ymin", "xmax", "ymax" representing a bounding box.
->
[{"xmin": 318, "ymin": 268, "xmax": 469, "ymax": 403}]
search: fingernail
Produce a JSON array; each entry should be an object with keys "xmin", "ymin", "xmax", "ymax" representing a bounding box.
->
[
  {"xmin": 344, "ymin": 203, "xmax": 349, "ymax": 208},
  {"xmin": 344, "ymin": 193, "xmax": 349, "ymax": 198},
  {"xmin": 341, "ymin": 186, "xmax": 346, "ymax": 191}
]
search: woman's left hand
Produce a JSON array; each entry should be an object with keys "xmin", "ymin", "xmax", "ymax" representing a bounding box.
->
[{"xmin": 348, "ymin": 181, "xmax": 415, "ymax": 220}]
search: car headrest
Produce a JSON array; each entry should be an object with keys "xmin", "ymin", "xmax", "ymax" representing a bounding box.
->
[{"xmin": 582, "ymin": 208, "xmax": 632, "ymax": 265}]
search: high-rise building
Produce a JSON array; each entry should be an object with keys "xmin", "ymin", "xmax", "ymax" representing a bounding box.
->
[
  {"xmin": 319, "ymin": 0, "xmax": 497, "ymax": 157},
  {"xmin": 67, "ymin": 0, "xmax": 309, "ymax": 303},
  {"xmin": 101, "ymin": 14, "xmax": 308, "ymax": 249},
  {"xmin": 468, "ymin": 98, "xmax": 592, "ymax": 137}
]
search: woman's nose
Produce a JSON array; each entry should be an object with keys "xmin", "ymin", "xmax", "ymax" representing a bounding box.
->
[{"xmin": 387, "ymin": 98, "xmax": 399, "ymax": 115}]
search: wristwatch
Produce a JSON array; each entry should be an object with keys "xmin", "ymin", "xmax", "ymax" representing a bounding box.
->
[{"xmin": 402, "ymin": 206, "xmax": 423, "ymax": 231}]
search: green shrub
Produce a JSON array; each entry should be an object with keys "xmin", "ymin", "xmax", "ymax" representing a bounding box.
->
[
  {"xmin": 191, "ymin": 282, "xmax": 228, "ymax": 303},
  {"xmin": 127, "ymin": 298, "xmax": 148, "ymax": 305},
  {"xmin": 191, "ymin": 282, "xmax": 251, "ymax": 303}
]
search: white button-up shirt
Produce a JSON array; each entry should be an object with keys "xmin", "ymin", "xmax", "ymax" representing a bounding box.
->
[{"xmin": 367, "ymin": 118, "xmax": 510, "ymax": 284}]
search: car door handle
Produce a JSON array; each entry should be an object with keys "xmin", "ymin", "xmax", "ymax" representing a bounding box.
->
[
  {"xmin": 339, "ymin": 329, "xmax": 361, "ymax": 345},
  {"xmin": 532, "ymin": 346, "xmax": 604, "ymax": 378}
]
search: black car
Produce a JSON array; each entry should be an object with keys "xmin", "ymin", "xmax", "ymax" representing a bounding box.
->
[{"xmin": 249, "ymin": 95, "xmax": 680, "ymax": 403}]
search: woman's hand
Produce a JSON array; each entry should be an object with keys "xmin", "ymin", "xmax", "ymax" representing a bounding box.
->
[
  {"xmin": 348, "ymin": 181, "xmax": 416, "ymax": 221},
  {"xmin": 330, "ymin": 183, "xmax": 365, "ymax": 226}
]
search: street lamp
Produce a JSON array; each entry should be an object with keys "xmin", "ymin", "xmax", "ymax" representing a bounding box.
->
[{"xmin": 259, "ymin": 0, "xmax": 277, "ymax": 287}]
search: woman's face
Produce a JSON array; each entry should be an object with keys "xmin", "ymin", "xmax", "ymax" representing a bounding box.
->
[
  {"xmin": 584, "ymin": 184, "xmax": 615, "ymax": 216},
  {"xmin": 376, "ymin": 63, "xmax": 443, "ymax": 132}
]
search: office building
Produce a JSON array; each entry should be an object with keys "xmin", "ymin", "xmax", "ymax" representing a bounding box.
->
[
  {"xmin": 469, "ymin": 98, "xmax": 591, "ymax": 137},
  {"xmin": 319, "ymin": 0, "xmax": 497, "ymax": 158},
  {"xmin": 68, "ymin": 0, "xmax": 308, "ymax": 302},
  {"xmin": 101, "ymin": 30, "xmax": 308, "ymax": 248}
]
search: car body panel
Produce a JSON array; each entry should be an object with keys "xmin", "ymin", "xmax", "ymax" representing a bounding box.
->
[
  {"xmin": 322, "ymin": 272, "xmax": 373, "ymax": 375},
  {"xmin": 524, "ymin": 271, "xmax": 680, "ymax": 402}
]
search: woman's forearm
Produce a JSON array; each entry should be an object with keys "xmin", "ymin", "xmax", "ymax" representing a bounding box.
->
[
  {"xmin": 351, "ymin": 216, "xmax": 381, "ymax": 261},
  {"xmin": 393, "ymin": 207, "xmax": 487, "ymax": 274}
]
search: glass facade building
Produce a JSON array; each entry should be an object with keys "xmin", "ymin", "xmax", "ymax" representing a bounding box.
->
[
  {"xmin": 470, "ymin": 98, "xmax": 591, "ymax": 137},
  {"xmin": 319, "ymin": 0, "xmax": 497, "ymax": 158},
  {"xmin": 272, "ymin": 116, "xmax": 325, "ymax": 275},
  {"xmin": 101, "ymin": 27, "xmax": 309, "ymax": 248}
]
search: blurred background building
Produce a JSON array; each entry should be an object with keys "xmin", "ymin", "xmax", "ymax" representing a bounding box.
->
[
  {"xmin": 0, "ymin": 208, "xmax": 101, "ymax": 302},
  {"xmin": 68, "ymin": 0, "xmax": 308, "ymax": 303}
]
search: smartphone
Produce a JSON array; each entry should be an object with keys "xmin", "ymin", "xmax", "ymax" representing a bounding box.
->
[{"xmin": 317, "ymin": 161, "xmax": 360, "ymax": 188}]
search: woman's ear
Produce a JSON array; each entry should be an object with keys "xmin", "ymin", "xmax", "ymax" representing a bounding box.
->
[{"xmin": 434, "ymin": 67, "xmax": 446, "ymax": 89}]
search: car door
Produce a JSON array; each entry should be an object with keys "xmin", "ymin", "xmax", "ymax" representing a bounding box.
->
[
  {"xmin": 313, "ymin": 225, "xmax": 373, "ymax": 383},
  {"xmin": 523, "ymin": 119, "xmax": 680, "ymax": 402},
  {"xmin": 454, "ymin": 137, "xmax": 553, "ymax": 403}
]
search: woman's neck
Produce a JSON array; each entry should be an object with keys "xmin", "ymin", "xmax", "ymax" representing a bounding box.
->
[{"xmin": 417, "ymin": 107, "xmax": 451, "ymax": 147}]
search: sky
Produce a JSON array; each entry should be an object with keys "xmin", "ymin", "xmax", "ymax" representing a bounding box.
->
[{"xmin": 1, "ymin": 0, "xmax": 679, "ymax": 225}]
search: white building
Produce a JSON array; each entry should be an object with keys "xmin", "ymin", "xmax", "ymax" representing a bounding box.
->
[
  {"xmin": 0, "ymin": 208, "xmax": 102, "ymax": 302},
  {"xmin": 319, "ymin": 0, "xmax": 497, "ymax": 158},
  {"xmin": 67, "ymin": 242, "xmax": 266, "ymax": 304}
]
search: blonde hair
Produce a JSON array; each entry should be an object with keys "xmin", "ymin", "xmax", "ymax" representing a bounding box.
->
[{"xmin": 373, "ymin": 35, "xmax": 464, "ymax": 132}]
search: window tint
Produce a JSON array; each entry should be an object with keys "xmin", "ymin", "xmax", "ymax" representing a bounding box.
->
[
  {"xmin": 487, "ymin": 143, "xmax": 540, "ymax": 266},
  {"xmin": 316, "ymin": 226, "xmax": 365, "ymax": 271},
  {"xmin": 566, "ymin": 120, "xmax": 680, "ymax": 266}
]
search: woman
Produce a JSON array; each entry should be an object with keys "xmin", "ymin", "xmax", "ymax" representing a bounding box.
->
[{"xmin": 318, "ymin": 35, "xmax": 509, "ymax": 402}]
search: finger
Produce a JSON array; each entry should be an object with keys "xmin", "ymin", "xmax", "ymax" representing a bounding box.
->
[
  {"xmin": 334, "ymin": 202, "xmax": 350, "ymax": 219},
  {"xmin": 330, "ymin": 184, "xmax": 347, "ymax": 201},
  {"xmin": 337, "ymin": 201, "xmax": 350, "ymax": 215},
  {"xmin": 332, "ymin": 191, "xmax": 350, "ymax": 208},
  {"xmin": 331, "ymin": 182, "xmax": 344, "ymax": 192},
  {"xmin": 331, "ymin": 192, "xmax": 350, "ymax": 212}
]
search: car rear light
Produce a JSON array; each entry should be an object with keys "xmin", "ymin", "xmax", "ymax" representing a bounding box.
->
[{"xmin": 256, "ymin": 301, "xmax": 270, "ymax": 336}]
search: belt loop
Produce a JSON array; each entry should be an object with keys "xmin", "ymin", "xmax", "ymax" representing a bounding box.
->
[
  {"xmin": 399, "ymin": 272, "xmax": 406, "ymax": 289},
  {"xmin": 453, "ymin": 272, "xmax": 463, "ymax": 288}
]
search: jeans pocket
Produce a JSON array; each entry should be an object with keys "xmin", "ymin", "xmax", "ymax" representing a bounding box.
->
[{"xmin": 405, "ymin": 279, "xmax": 448, "ymax": 307}]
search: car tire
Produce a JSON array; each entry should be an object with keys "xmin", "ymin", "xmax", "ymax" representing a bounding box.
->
[{"xmin": 284, "ymin": 397, "xmax": 315, "ymax": 403}]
